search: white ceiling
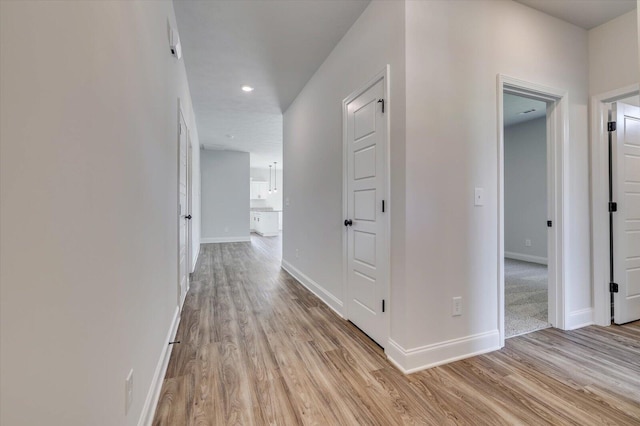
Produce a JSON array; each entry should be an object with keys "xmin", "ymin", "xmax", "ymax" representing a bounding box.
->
[
  {"xmin": 504, "ymin": 93, "xmax": 547, "ymax": 127},
  {"xmin": 514, "ymin": 0, "xmax": 636, "ymax": 29},
  {"xmin": 175, "ymin": 0, "xmax": 636, "ymax": 165},
  {"xmin": 173, "ymin": 0, "xmax": 370, "ymax": 168}
]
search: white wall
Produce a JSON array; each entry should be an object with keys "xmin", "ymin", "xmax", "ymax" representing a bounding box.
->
[
  {"xmin": 282, "ymin": 0, "xmax": 406, "ymax": 317},
  {"xmin": 0, "ymin": 1, "xmax": 200, "ymax": 425},
  {"xmin": 589, "ymin": 9, "xmax": 638, "ymax": 96},
  {"xmin": 402, "ymin": 0, "xmax": 589, "ymax": 358},
  {"xmin": 504, "ymin": 117, "xmax": 548, "ymax": 263},
  {"xmin": 285, "ymin": 0, "xmax": 590, "ymax": 373},
  {"xmin": 201, "ymin": 150, "xmax": 250, "ymax": 242}
]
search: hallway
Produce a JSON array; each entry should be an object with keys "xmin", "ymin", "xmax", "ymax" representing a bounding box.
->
[{"xmin": 153, "ymin": 236, "xmax": 640, "ymax": 425}]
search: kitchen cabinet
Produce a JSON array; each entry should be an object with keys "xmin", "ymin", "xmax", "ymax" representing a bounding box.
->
[
  {"xmin": 250, "ymin": 181, "xmax": 269, "ymax": 200},
  {"xmin": 250, "ymin": 211, "xmax": 279, "ymax": 237}
]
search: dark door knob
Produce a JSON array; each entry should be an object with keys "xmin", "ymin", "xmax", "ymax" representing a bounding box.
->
[
  {"xmin": 344, "ymin": 219, "xmax": 353, "ymax": 227},
  {"xmin": 185, "ymin": 215, "xmax": 192, "ymax": 220}
]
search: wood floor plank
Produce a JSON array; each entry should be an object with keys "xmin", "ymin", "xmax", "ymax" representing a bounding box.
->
[{"xmin": 153, "ymin": 235, "xmax": 640, "ymax": 425}]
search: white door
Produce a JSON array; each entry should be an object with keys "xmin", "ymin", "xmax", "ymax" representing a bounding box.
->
[
  {"xmin": 613, "ymin": 102, "xmax": 640, "ymax": 324},
  {"xmin": 344, "ymin": 74, "xmax": 388, "ymax": 347},
  {"xmin": 187, "ymin": 134, "xmax": 193, "ymax": 275},
  {"xmin": 178, "ymin": 110, "xmax": 189, "ymax": 307}
]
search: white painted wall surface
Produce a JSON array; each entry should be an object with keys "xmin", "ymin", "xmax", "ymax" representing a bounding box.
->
[
  {"xmin": 403, "ymin": 0, "xmax": 589, "ymax": 352},
  {"xmin": 504, "ymin": 117, "xmax": 548, "ymax": 262},
  {"xmin": 282, "ymin": 0, "xmax": 406, "ymax": 329},
  {"xmin": 201, "ymin": 150, "xmax": 250, "ymax": 242},
  {"xmin": 0, "ymin": 1, "xmax": 200, "ymax": 425},
  {"xmin": 284, "ymin": 0, "xmax": 591, "ymax": 371},
  {"xmin": 589, "ymin": 10, "xmax": 638, "ymax": 96}
]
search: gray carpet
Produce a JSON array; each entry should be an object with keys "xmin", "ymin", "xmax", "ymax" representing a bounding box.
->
[{"xmin": 505, "ymin": 258, "xmax": 549, "ymax": 338}]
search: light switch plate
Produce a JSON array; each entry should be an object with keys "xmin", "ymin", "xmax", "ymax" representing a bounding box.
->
[{"xmin": 474, "ymin": 188, "xmax": 484, "ymax": 206}]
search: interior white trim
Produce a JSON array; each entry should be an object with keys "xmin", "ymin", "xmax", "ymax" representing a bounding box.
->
[
  {"xmin": 590, "ymin": 83, "xmax": 640, "ymax": 326},
  {"xmin": 137, "ymin": 306, "xmax": 180, "ymax": 426},
  {"xmin": 497, "ymin": 74, "xmax": 569, "ymax": 348},
  {"xmin": 281, "ymin": 259, "xmax": 345, "ymax": 318},
  {"xmin": 504, "ymin": 251, "xmax": 548, "ymax": 265},
  {"xmin": 201, "ymin": 236, "xmax": 251, "ymax": 244},
  {"xmin": 566, "ymin": 307, "xmax": 594, "ymax": 330},
  {"xmin": 254, "ymin": 231, "xmax": 279, "ymax": 237},
  {"xmin": 191, "ymin": 244, "xmax": 200, "ymax": 274},
  {"xmin": 341, "ymin": 65, "xmax": 391, "ymax": 347},
  {"xmin": 386, "ymin": 331, "xmax": 500, "ymax": 374}
]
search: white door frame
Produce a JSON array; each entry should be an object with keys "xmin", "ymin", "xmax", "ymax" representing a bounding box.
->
[
  {"xmin": 342, "ymin": 65, "xmax": 391, "ymax": 347},
  {"xmin": 591, "ymin": 84, "xmax": 640, "ymax": 326},
  {"xmin": 187, "ymin": 130, "xmax": 193, "ymax": 277},
  {"xmin": 497, "ymin": 75, "xmax": 569, "ymax": 346},
  {"xmin": 177, "ymin": 99, "xmax": 191, "ymax": 308}
]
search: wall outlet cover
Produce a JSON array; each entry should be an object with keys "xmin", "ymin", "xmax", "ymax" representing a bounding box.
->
[{"xmin": 452, "ymin": 297, "xmax": 462, "ymax": 316}]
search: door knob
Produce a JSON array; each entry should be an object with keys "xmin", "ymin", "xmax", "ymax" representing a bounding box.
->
[
  {"xmin": 185, "ymin": 215, "xmax": 192, "ymax": 220},
  {"xmin": 344, "ymin": 219, "xmax": 353, "ymax": 227}
]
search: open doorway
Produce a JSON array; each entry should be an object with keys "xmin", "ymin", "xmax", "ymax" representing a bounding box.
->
[
  {"xmin": 503, "ymin": 93, "xmax": 550, "ymax": 337},
  {"xmin": 249, "ymin": 160, "xmax": 283, "ymax": 259},
  {"xmin": 498, "ymin": 75, "xmax": 568, "ymax": 345}
]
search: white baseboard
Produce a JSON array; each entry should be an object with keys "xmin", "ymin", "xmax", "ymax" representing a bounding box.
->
[
  {"xmin": 385, "ymin": 330, "xmax": 500, "ymax": 374},
  {"xmin": 137, "ymin": 306, "xmax": 181, "ymax": 426},
  {"xmin": 565, "ymin": 307, "xmax": 594, "ymax": 330},
  {"xmin": 281, "ymin": 259, "xmax": 344, "ymax": 318},
  {"xmin": 505, "ymin": 251, "xmax": 548, "ymax": 265},
  {"xmin": 255, "ymin": 231, "xmax": 279, "ymax": 237},
  {"xmin": 201, "ymin": 236, "xmax": 251, "ymax": 244}
]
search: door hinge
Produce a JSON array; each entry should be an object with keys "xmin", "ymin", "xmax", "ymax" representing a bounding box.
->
[
  {"xmin": 610, "ymin": 282, "xmax": 619, "ymax": 293},
  {"xmin": 378, "ymin": 98, "xmax": 385, "ymax": 113},
  {"xmin": 382, "ymin": 200, "xmax": 385, "ymax": 213},
  {"xmin": 607, "ymin": 121, "xmax": 616, "ymax": 132},
  {"xmin": 382, "ymin": 299, "xmax": 385, "ymax": 313},
  {"xmin": 547, "ymin": 220, "xmax": 552, "ymax": 228},
  {"xmin": 609, "ymin": 202, "xmax": 617, "ymax": 213}
]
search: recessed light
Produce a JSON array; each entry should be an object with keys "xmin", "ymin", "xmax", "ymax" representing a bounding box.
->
[
  {"xmin": 225, "ymin": 134, "xmax": 234, "ymax": 139},
  {"xmin": 241, "ymin": 85, "xmax": 254, "ymax": 92}
]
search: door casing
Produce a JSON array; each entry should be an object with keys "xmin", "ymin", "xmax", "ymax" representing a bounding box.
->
[
  {"xmin": 342, "ymin": 65, "xmax": 391, "ymax": 348},
  {"xmin": 177, "ymin": 99, "xmax": 192, "ymax": 309},
  {"xmin": 591, "ymin": 84, "xmax": 640, "ymax": 326},
  {"xmin": 497, "ymin": 75, "xmax": 568, "ymax": 347}
]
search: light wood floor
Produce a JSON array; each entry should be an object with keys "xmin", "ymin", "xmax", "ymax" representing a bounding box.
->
[{"xmin": 153, "ymin": 235, "xmax": 640, "ymax": 425}]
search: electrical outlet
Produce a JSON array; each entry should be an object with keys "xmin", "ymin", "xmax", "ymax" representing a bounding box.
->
[
  {"xmin": 525, "ymin": 238, "xmax": 532, "ymax": 247},
  {"xmin": 125, "ymin": 369, "xmax": 134, "ymax": 415},
  {"xmin": 295, "ymin": 249, "xmax": 299, "ymax": 258},
  {"xmin": 224, "ymin": 226, "xmax": 229, "ymax": 233},
  {"xmin": 452, "ymin": 297, "xmax": 462, "ymax": 316},
  {"xmin": 285, "ymin": 197, "xmax": 290, "ymax": 206}
]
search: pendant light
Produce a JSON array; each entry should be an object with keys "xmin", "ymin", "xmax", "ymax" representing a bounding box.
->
[
  {"xmin": 268, "ymin": 165, "xmax": 272, "ymax": 194},
  {"xmin": 273, "ymin": 162, "xmax": 278, "ymax": 193}
]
